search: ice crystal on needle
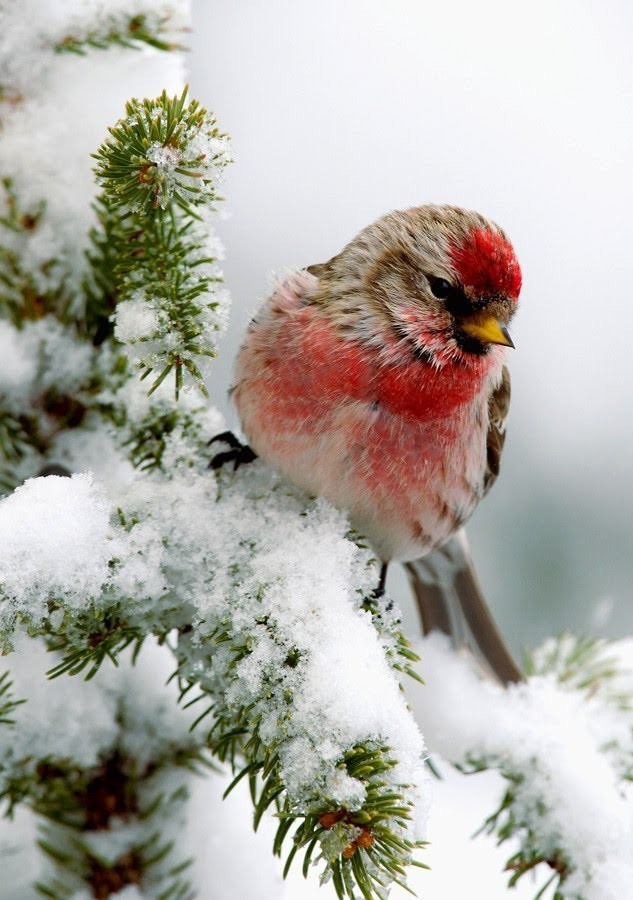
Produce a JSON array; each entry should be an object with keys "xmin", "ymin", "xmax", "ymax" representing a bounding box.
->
[
  {"xmin": 96, "ymin": 89, "xmax": 232, "ymax": 214},
  {"xmin": 143, "ymin": 122, "xmax": 233, "ymax": 210}
]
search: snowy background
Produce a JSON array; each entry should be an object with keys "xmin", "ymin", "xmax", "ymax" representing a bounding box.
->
[
  {"xmin": 1, "ymin": 1, "xmax": 632, "ymax": 899},
  {"xmin": 187, "ymin": 2, "xmax": 633, "ymax": 895},
  {"xmin": 189, "ymin": 0, "xmax": 633, "ymax": 652}
]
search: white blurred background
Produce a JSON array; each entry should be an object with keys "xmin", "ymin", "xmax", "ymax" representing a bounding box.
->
[
  {"xmin": 187, "ymin": 7, "xmax": 633, "ymax": 894},
  {"xmin": 3, "ymin": 4, "xmax": 631, "ymax": 899},
  {"xmin": 191, "ymin": 0, "xmax": 633, "ymax": 654}
]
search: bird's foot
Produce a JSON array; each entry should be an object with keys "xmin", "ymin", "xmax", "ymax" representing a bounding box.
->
[
  {"xmin": 368, "ymin": 564, "xmax": 394, "ymax": 612},
  {"xmin": 208, "ymin": 431, "xmax": 258, "ymax": 471},
  {"xmin": 372, "ymin": 563, "xmax": 388, "ymax": 599}
]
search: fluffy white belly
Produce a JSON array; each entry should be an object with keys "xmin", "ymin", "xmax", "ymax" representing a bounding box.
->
[{"xmin": 244, "ymin": 395, "xmax": 490, "ymax": 563}]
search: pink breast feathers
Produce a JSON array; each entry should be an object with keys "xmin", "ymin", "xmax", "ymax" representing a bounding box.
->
[{"xmin": 376, "ymin": 359, "xmax": 490, "ymax": 421}]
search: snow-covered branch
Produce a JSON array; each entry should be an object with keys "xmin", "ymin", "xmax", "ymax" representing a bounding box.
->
[
  {"xmin": 91, "ymin": 87, "xmax": 232, "ymax": 397},
  {"xmin": 2, "ymin": 2, "xmax": 631, "ymax": 900},
  {"xmin": 0, "ymin": 637, "xmax": 209, "ymax": 899},
  {"xmin": 410, "ymin": 633, "xmax": 633, "ymax": 899},
  {"xmin": 0, "ymin": 0, "xmax": 191, "ymax": 492},
  {"xmin": 0, "ymin": 462, "xmax": 429, "ymax": 896}
]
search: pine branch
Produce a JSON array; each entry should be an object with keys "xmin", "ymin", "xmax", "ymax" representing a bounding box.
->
[
  {"xmin": 54, "ymin": 14, "xmax": 186, "ymax": 56},
  {"xmin": 0, "ymin": 180, "xmax": 131, "ymax": 491},
  {"xmin": 0, "ymin": 670, "xmax": 24, "ymax": 725},
  {"xmin": 452, "ymin": 632, "xmax": 633, "ymax": 899},
  {"xmin": 122, "ymin": 400, "xmax": 213, "ymax": 473},
  {"xmin": 0, "ymin": 469, "xmax": 429, "ymax": 899},
  {"xmin": 0, "ymin": 408, "xmax": 28, "ymax": 464},
  {"xmin": 93, "ymin": 89, "xmax": 229, "ymax": 213},
  {"xmin": 82, "ymin": 197, "xmax": 121, "ymax": 345},
  {"xmin": 87, "ymin": 88, "xmax": 231, "ymax": 398},
  {"xmin": 0, "ymin": 641, "xmax": 210, "ymax": 900},
  {"xmin": 176, "ymin": 629, "xmax": 424, "ymax": 900},
  {"xmin": 0, "ymin": 386, "xmax": 46, "ymax": 494},
  {"xmin": 525, "ymin": 632, "xmax": 630, "ymax": 707},
  {"xmin": 5, "ymin": 749, "xmax": 199, "ymax": 900},
  {"xmin": 0, "ymin": 178, "xmax": 73, "ymax": 327},
  {"xmin": 359, "ymin": 588, "xmax": 425, "ymax": 687},
  {"xmin": 472, "ymin": 769, "xmax": 568, "ymax": 898},
  {"xmin": 43, "ymin": 584, "xmax": 425, "ymax": 896},
  {"xmin": 31, "ymin": 752, "xmax": 197, "ymax": 900}
]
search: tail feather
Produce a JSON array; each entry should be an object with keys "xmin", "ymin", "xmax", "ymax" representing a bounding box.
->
[{"xmin": 404, "ymin": 530, "xmax": 523, "ymax": 685}]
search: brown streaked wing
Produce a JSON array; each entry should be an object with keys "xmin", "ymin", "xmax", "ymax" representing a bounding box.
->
[
  {"xmin": 305, "ymin": 261, "xmax": 329, "ymax": 278},
  {"xmin": 405, "ymin": 530, "xmax": 524, "ymax": 686},
  {"xmin": 305, "ymin": 248, "xmax": 347, "ymax": 279},
  {"xmin": 483, "ymin": 364, "xmax": 511, "ymax": 496}
]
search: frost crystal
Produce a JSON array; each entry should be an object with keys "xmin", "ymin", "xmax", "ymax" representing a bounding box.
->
[{"xmin": 144, "ymin": 124, "xmax": 232, "ymax": 210}]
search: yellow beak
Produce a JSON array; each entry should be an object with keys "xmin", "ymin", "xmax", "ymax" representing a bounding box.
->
[{"xmin": 461, "ymin": 314, "xmax": 514, "ymax": 348}]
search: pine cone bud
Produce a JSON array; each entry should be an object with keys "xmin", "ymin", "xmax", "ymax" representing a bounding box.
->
[
  {"xmin": 319, "ymin": 809, "xmax": 346, "ymax": 829},
  {"xmin": 356, "ymin": 828, "xmax": 374, "ymax": 848}
]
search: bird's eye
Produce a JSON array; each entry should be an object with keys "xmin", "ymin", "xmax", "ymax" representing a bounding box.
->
[{"xmin": 428, "ymin": 276, "xmax": 452, "ymax": 299}]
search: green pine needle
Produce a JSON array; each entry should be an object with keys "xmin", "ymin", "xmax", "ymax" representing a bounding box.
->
[
  {"xmin": 181, "ymin": 674, "xmax": 424, "ymax": 900},
  {"xmin": 55, "ymin": 14, "xmax": 184, "ymax": 56},
  {"xmin": 0, "ymin": 670, "xmax": 25, "ymax": 725},
  {"xmin": 93, "ymin": 88, "xmax": 228, "ymax": 214},
  {"xmin": 86, "ymin": 88, "xmax": 231, "ymax": 399}
]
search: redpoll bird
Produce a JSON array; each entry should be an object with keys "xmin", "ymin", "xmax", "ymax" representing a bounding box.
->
[{"xmin": 228, "ymin": 205, "xmax": 523, "ymax": 683}]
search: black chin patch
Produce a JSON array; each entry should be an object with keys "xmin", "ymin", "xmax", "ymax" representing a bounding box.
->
[{"xmin": 453, "ymin": 329, "xmax": 489, "ymax": 356}]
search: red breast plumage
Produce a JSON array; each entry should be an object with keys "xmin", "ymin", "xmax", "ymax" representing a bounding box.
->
[
  {"xmin": 233, "ymin": 205, "xmax": 520, "ymax": 563},
  {"xmin": 230, "ymin": 204, "xmax": 524, "ymax": 683}
]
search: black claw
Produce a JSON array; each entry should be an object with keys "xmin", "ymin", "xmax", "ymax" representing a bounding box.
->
[
  {"xmin": 208, "ymin": 430, "xmax": 243, "ymax": 450},
  {"xmin": 372, "ymin": 562, "xmax": 389, "ymax": 599},
  {"xmin": 208, "ymin": 432, "xmax": 258, "ymax": 471},
  {"xmin": 237, "ymin": 446, "xmax": 258, "ymax": 466}
]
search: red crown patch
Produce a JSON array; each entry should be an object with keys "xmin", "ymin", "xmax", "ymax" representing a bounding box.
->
[{"xmin": 450, "ymin": 228, "xmax": 522, "ymax": 299}]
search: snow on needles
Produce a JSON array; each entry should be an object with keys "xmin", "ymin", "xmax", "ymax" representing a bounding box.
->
[
  {"xmin": 0, "ymin": 1, "xmax": 190, "ymax": 94},
  {"xmin": 0, "ymin": 635, "xmax": 207, "ymax": 898},
  {"xmin": 144, "ymin": 126, "xmax": 233, "ymax": 210},
  {"xmin": 0, "ymin": 2, "xmax": 187, "ymax": 300},
  {"xmin": 0, "ymin": 634, "xmax": 118, "ymax": 770},
  {"xmin": 0, "ymin": 460, "xmax": 429, "ymax": 848},
  {"xmin": 0, "ymin": 633, "xmax": 203, "ymax": 785},
  {"xmin": 0, "ymin": 474, "xmax": 114, "ymax": 638},
  {"xmin": 409, "ymin": 633, "xmax": 633, "ymax": 900}
]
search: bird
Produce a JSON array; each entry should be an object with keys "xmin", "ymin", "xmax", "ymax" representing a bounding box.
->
[{"xmin": 219, "ymin": 204, "xmax": 523, "ymax": 684}]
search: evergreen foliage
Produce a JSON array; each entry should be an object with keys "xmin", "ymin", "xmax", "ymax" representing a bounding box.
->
[
  {"xmin": 55, "ymin": 14, "xmax": 184, "ymax": 55},
  {"xmin": 3, "ymin": 4, "xmax": 631, "ymax": 899},
  {"xmin": 88, "ymin": 88, "xmax": 231, "ymax": 398},
  {"xmin": 0, "ymin": 648, "xmax": 211, "ymax": 900},
  {"xmin": 173, "ymin": 597, "xmax": 426, "ymax": 900},
  {"xmin": 0, "ymin": 178, "xmax": 72, "ymax": 326},
  {"xmin": 0, "ymin": 463, "xmax": 428, "ymax": 900},
  {"xmin": 0, "ymin": 671, "xmax": 23, "ymax": 725},
  {"xmin": 462, "ymin": 633, "xmax": 633, "ymax": 899}
]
